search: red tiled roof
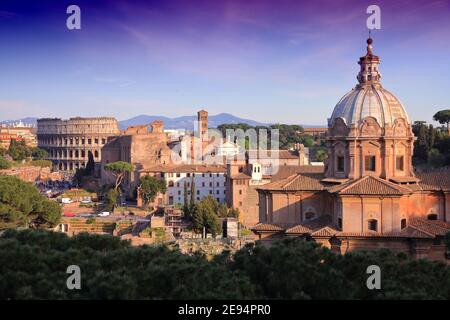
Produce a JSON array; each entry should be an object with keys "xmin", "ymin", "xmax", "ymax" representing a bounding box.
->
[
  {"xmin": 328, "ymin": 175, "xmax": 410, "ymax": 195},
  {"xmin": 251, "ymin": 223, "xmax": 284, "ymax": 232},
  {"xmin": 408, "ymin": 218, "xmax": 450, "ymax": 236},
  {"xmin": 416, "ymin": 170, "xmax": 450, "ymax": 192},
  {"xmin": 141, "ymin": 164, "xmax": 227, "ymax": 174},
  {"xmin": 247, "ymin": 149, "xmax": 300, "ymax": 160},
  {"xmin": 258, "ymin": 172, "xmax": 326, "ymax": 191}
]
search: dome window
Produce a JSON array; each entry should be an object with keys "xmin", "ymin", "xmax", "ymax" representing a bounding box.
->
[
  {"xmin": 365, "ymin": 156, "xmax": 376, "ymax": 172},
  {"xmin": 337, "ymin": 156, "xmax": 345, "ymax": 172},
  {"xmin": 396, "ymin": 156, "xmax": 404, "ymax": 171}
]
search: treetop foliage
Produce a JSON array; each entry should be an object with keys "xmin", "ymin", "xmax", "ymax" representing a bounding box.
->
[{"xmin": 1, "ymin": 230, "xmax": 450, "ymax": 299}]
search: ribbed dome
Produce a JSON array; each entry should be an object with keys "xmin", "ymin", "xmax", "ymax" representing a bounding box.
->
[
  {"xmin": 329, "ymin": 84, "xmax": 409, "ymax": 128},
  {"xmin": 328, "ymin": 37, "xmax": 410, "ymax": 128}
]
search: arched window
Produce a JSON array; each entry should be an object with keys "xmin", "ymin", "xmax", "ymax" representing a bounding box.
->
[
  {"xmin": 427, "ymin": 213, "xmax": 438, "ymax": 221},
  {"xmin": 368, "ymin": 219, "xmax": 378, "ymax": 232},
  {"xmin": 168, "ymin": 181, "xmax": 174, "ymax": 187},
  {"xmin": 401, "ymin": 219, "xmax": 407, "ymax": 229},
  {"xmin": 304, "ymin": 212, "xmax": 315, "ymax": 220}
]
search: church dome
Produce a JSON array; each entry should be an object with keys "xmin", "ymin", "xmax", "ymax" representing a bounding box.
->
[{"xmin": 328, "ymin": 38, "xmax": 410, "ymax": 128}]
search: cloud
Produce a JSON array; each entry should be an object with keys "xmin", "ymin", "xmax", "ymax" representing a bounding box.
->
[{"xmin": 94, "ymin": 77, "xmax": 136, "ymax": 87}]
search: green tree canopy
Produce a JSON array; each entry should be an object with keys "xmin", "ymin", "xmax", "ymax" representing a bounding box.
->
[
  {"xmin": 0, "ymin": 176, "xmax": 61, "ymax": 229},
  {"xmin": 0, "ymin": 156, "xmax": 12, "ymax": 170},
  {"xmin": 2, "ymin": 232, "xmax": 450, "ymax": 299},
  {"xmin": 433, "ymin": 109, "xmax": 450, "ymax": 131},
  {"xmin": 139, "ymin": 175, "xmax": 167, "ymax": 208},
  {"xmin": 7, "ymin": 140, "xmax": 32, "ymax": 161},
  {"xmin": 104, "ymin": 161, "xmax": 134, "ymax": 191},
  {"xmin": 31, "ymin": 147, "xmax": 48, "ymax": 160},
  {"xmin": 191, "ymin": 196, "xmax": 222, "ymax": 237}
]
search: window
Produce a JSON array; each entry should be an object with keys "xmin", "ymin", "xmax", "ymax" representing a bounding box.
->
[
  {"xmin": 304, "ymin": 212, "xmax": 315, "ymax": 220},
  {"xmin": 337, "ymin": 156, "xmax": 344, "ymax": 172},
  {"xmin": 401, "ymin": 219, "xmax": 407, "ymax": 229},
  {"xmin": 338, "ymin": 218, "xmax": 342, "ymax": 229},
  {"xmin": 368, "ymin": 219, "xmax": 378, "ymax": 231},
  {"xmin": 427, "ymin": 213, "xmax": 438, "ymax": 221},
  {"xmin": 187, "ymin": 173, "xmax": 190, "ymax": 177},
  {"xmin": 94, "ymin": 150, "xmax": 99, "ymax": 158},
  {"xmin": 168, "ymin": 181, "xmax": 174, "ymax": 187},
  {"xmin": 396, "ymin": 156, "xmax": 404, "ymax": 171},
  {"xmin": 365, "ymin": 156, "xmax": 376, "ymax": 172},
  {"xmin": 197, "ymin": 190, "xmax": 200, "ymax": 195}
]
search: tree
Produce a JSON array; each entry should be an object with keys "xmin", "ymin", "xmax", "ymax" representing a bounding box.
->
[
  {"xmin": 139, "ymin": 176, "xmax": 167, "ymax": 208},
  {"xmin": 104, "ymin": 161, "xmax": 134, "ymax": 191},
  {"xmin": 105, "ymin": 188, "xmax": 119, "ymax": 211},
  {"xmin": 7, "ymin": 139, "xmax": 31, "ymax": 161},
  {"xmin": 433, "ymin": 109, "xmax": 450, "ymax": 132},
  {"xmin": 0, "ymin": 156, "xmax": 12, "ymax": 170},
  {"xmin": 189, "ymin": 177, "xmax": 195, "ymax": 213},
  {"xmin": 84, "ymin": 151, "xmax": 95, "ymax": 176},
  {"xmin": 0, "ymin": 175, "xmax": 61, "ymax": 229},
  {"xmin": 191, "ymin": 196, "xmax": 222, "ymax": 237},
  {"xmin": 31, "ymin": 147, "xmax": 48, "ymax": 160},
  {"xmin": 315, "ymin": 148, "xmax": 328, "ymax": 162},
  {"xmin": 182, "ymin": 181, "xmax": 189, "ymax": 217}
]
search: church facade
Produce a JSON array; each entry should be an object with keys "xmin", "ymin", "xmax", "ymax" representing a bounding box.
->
[{"xmin": 252, "ymin": 38, "xmax": 450, "ymax": 261}]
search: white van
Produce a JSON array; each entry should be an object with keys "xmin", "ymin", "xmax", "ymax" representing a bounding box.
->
[{"xmin": 61, "ymin": 198, "xmax": 73, "ymax": 204}]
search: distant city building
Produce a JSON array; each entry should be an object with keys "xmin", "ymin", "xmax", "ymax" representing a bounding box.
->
[
  {"xmin": 0, "ymin": 124, "xmax": 37, "ymax": 149},
  {"xmin": 37, "ymin": 117, "xmax": 121, "ymax": 171},
  {"xmin": 101, "ymin": 121, "xmax": 173, "ymax": 196},
  {"xmin": 138, "ymin": 164, "xmax": 227, "ymax": 207}
]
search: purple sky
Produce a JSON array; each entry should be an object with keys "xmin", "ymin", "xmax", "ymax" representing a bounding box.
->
[{"xmin": 0, "ymin": 0, "xmax": 449, "ymax": 125}]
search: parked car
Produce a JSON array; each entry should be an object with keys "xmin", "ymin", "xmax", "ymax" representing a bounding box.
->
[
  {"xmin": 81, "ymin": 198, "xmax": 92, "ymax": 204},
  {"xmin": 98, "ymin": 212, "xmax": 110, "ymax": 217},
  {"xmin": 61, "ymin": 198, "xmax": 73, "ymax": 204},
  {"xmin": 63, "ymin": 212, "xmax": 76, "ymax": 217}
]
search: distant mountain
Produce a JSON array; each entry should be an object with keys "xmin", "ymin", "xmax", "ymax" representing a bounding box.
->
[
  {"xmin": 0, "ymin": 117, "xmax": 38, "ymax": 127},
  {"xmin": 118, "ymin": 113, "xmax": 269, "ymax": 130},
  {"xmin": 0, "ymin": 114, "xmax": 326, "ymax": 130}
]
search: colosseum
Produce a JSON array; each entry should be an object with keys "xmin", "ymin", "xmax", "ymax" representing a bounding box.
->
[{"xmin": 37, "ymin": 117, "xmax": 121, "ymax": 171}]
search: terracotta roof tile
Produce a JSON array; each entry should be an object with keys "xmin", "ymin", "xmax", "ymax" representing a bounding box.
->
[
  {"xmin": 408, "ymin": 218, "xmax": 450, "ymax": 236},
  {"xmin": 258, "ymin": 172, "xmax": 326, "ymax": 191},
  {"xmin": 416, "ymin": 170, "xmax": 450, "ymax": 191},
  {"xmin": 328, "ymin": 175, "xmax": 410, "ymax": 195},
  {"xmin": 251, "ymin": 223, "xmax": 284, "ymax": 232},
  {"xmin": 285, "ymin": 215, "xmax": 334, "ymax": 234}
]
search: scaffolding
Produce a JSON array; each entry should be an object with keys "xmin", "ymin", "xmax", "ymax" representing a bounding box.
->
[{"xmin": 165, "ymin": 206, "xmax": 183, "ymax": 237}]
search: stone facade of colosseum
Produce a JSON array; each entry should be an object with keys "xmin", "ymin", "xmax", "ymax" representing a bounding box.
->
[{"xmin": 37, "ymin": 117, "xmax": 121, "ymax": 171}]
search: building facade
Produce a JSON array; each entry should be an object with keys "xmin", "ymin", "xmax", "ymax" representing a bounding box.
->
[
  {"xmin": 138, "ymin": 164, "xmax": 227, "ymax": 207},
  {"xmin": 100, "ymin": 121, "xmax": 173, "ymax": 196},
  {"xmin": 252, "ymin": 38, "xmax": 450, "ymax": 261},
  {"xmin": 37, "ymin": 117, "xmax": 121, "ymax": 171}
]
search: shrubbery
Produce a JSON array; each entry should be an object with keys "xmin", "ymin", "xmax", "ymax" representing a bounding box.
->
[{"xmin": 1, "ymin": 230, "xmax": 450, "ymax": 299}]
